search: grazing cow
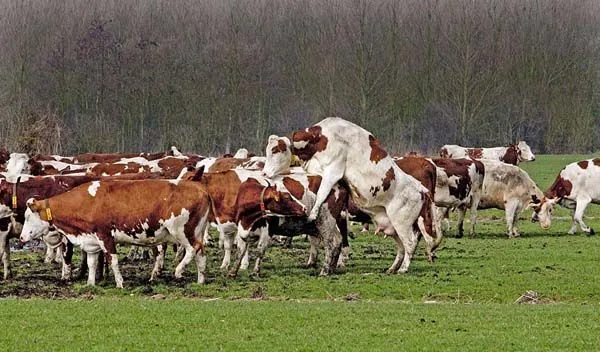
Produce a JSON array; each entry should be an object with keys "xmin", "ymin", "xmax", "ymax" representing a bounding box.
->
[
  {"xmin": 531, "ymin": 158, "xmax": 600, "ymax": 235},
  {"xmin": 439, "ymin": 141, "xmax": 535, "ymax": 165},
  {"xmin": 19, "ymin": 171, "xmax": 211, "ymax": 288},
  {"xmin": 291, "ymin": 117, "xmax": 437, "ymax": 273},
  {"xmin": 478, "ymin": 160, "xmax": 546, "ymax": 237},
  {"xmin": 431, "ymin": 158, "xmax": 485, "ymax": 238}
]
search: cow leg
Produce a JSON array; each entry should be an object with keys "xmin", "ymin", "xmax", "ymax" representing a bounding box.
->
[
  {"xmin": 99, "ymin": 237, "xmax": 124, "ymax": 288},
  {"xmin": 570, "ymin": 198, "xmax": 593, "ymax": 235},
  {"xmin": 86, "ymin": 251, "xmax": 99, "ymax": 286},
  {"xmin": 337, "ymin": 216, "xmax": 350, "ymax": 268},
  {"xmin": 237, "ymin": 235, "xmax": 250, "ymax": 271},
  {"xmin": 306, "ymin": 235, "xmax": 320, "ymax": 268},
  {"xmin": 504, "ymin": 200, "xmax": 520, "ymax": 238},
  {"xmin": 77, "ymin": 249, "xmax": 88, "ymax": 280},
  {"xmin": 61, "ymin": 241, "xmax": 74, "ymax": 281},
  {"xmin": 150, "ymin": 245, "xmax": 165, "ymax": 281},
  {"xmin": 252, "ymin": 228, "xmax": 271, "ymax": 276},
  {"xmin": 229, "ymin": 227, "xmax": 252, "ymax": 278},
  {"xmin": 468, "ymin": 194, "xmax": 481, "ymax": 237},
  {"xmin": 308, "ymin": 163, "xmax": 345, "ymax": 221},
  {"xmin": 202, "ymin": 226, "xmax": 212, "ymax": 247},
  {"xmin": 219, "ymin": 227, "xmax": 235, "ymax": 270},
  {"xmin": 387, "ymin": 209, "xmax": 420, "ymax": 273},
  {"xmin": 317, "ymin": 209, "xmax": 342, "ymax": 276},
  {"xmin": 434, "ymin": 206, "xmax": 449, "ymax": 235},
  {"xmin": 195, "ymin": 248, "xmax": 207, "ymax": 284},
  {"xmin": 54, "ymin": 245, "xmax": 64, "ymax": 264},
  {"xmin": 174, "ymin": 244, "xmax": 195, "ymax": 280},
  {"xmin": 386, "ymin": 234, "xmax": 405, "ymax": 274},
  {"xmin": 0, "ymin": 232, "xmax": 10, "ymax": 280},
  {"xmin": 455, "ymin": 205, "xmax": 466, "ymax": 238}
]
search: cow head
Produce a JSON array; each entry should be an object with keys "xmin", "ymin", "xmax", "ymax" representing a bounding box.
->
[
  {"xmin": 528, "ymin": 195, "xmax": 556, "ymax": 230},
  {"xmin": 261, "ymin": 185, "xmax": 306, "ymax": 217},
  {"xmin": 20, "ymin": 198, "xmax": 52, "ymax": 242},
  {"xmin": 6, "ymin": 153, "xmax": 30, "ymax": 179},
  {"xmin": 233, "ymin": 148, "xmax": 249, "ymax": 159},
  {"xmin": 263, "ymin": 135, "xmax": 292, "ymax": 178},
  {"xmin": 291, "ymin": 126, "xmax": 328, "ymax": 162},
  {"xmin": 517, "ymin": 141, "xmax": 535, "ymax": 162}
]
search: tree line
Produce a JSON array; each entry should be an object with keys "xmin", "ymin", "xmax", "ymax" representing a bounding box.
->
[{"xmin": 0, "ymin": 0, "xmax": 598, "ymax": 156}]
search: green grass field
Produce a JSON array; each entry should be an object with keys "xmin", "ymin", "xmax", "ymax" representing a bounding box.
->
[{"xmin": 1, "ymin": 154, "xmax": 599, "ymax": 351}]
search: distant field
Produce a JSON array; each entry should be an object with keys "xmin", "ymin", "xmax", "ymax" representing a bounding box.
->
[{"xmin": 1, "ymin": 154, "xmax": 599, "ymax": 351}]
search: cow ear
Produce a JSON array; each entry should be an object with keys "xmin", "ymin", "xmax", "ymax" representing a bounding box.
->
[
  {"xmin": 191, "ymin": 166, "xmax": 205, "ymax": 182},
  {"xmin": 27, "ymin": 198, "xmax": 40, "ymax": 211}
]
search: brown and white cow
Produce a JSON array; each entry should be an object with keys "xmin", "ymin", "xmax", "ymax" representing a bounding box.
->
[
  {"xmin": 19, "ymin": 171, "xmax": 211, "ymax": 288},
  {"xmin": 0, "ymin": 174, "xmax": 105, "ymax": 280},
  {"xmin": 291, "ymin": 117, "xmax": 437, "ymax": 273},
  {"xmin": 200, "ymin": 169, "xmax": 345, "ymax": 277},
  {"xmin": 431, "ymin": 158, "xmax": 485, "ymax": 238},
  {"xmin": 532, "ymin": 158, "xmax": 600, "ymax": 235},
  {"xmin": 440, "ymin": 141, "xmax": 535, "ymax": 165},
  {"xmin": 478, "ymin": 160, "xmax": 546, "ymax": 237}
]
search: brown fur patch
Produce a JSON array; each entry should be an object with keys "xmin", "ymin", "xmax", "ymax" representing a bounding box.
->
[
  {"xmin": 500, "ymin": 145, "xmax": 519, "ymax": 165},
  {"xmin": 156, "ymin": 157, "xmax": 187, "ymax": 178},
  {"xmin": 271, "ymin": 140, "xmax": 288, "ymax": 154},
  {"xmin": 466, "ymin": 148, "xmax": 483, "ymax": 159},
  {"xmin": 282, "ymin": 177, "xmax": 305, "ymax": 200},
  {"xmin": 74, "ymin": 152, "xmax": 139, "ymax": 164},
  {"xmin": 432, "ymin": 158, "xmax": 475, "ymax": 200},
  {"xmin": 368, "ymin": 135, "xmax": 388, "ymax": 163},
  {"xmin": 208, "ymin": 158, "xmax": 245, "ymax": 172},
  {"xmin": 395, "ymin": 157, "xmax": 436, "ymax": 194},
  {"xmin": 593, "ymin": 158, "xmax": 600, "ymax": 167},
  {"xmin": 545, "ymin": 175, "xmax": 573, "ymax": 199},
  {"xmin": 307, "ymin": 175, "xmax": 322, "ymax": 194},
  {"xmin": 381, "ymin": 167, "xmax": 395, "ymax": 192},
  {"xmin": 577, "ymin": 160, "xmax": 589, "ymax": 169},
  {"xmin": 291, "ymin": 126, "xmax": 328, "ymax": 161}
]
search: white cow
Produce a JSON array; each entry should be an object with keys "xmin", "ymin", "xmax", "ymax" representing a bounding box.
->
[
  {"xmin": 440, "ymin": 141, "xmax": 535, "ymax": 165},
  {"xmin": 478, "ymin": 160, "xmax": 547, "ymax": 237},
  {"xmin": 291, "ymin": 117, "xmax": 438, "ymax": 273},
  {"xmin": 532, "ymin": 158, "xmax": 600, "ymax": 235}
]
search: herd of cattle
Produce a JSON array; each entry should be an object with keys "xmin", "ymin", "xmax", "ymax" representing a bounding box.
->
[{"xmin": 0, "ymin": 117, "xmax": 598, "ymax": 288}]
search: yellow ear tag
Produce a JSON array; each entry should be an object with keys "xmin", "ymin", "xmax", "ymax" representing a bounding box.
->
[
  {"xmin": 12, "ymin": 196, "xmax": 17, "ymax": 209},
  {"xmin": 45, "ymin": 208, "xmax": 53, "ymax": 221}
]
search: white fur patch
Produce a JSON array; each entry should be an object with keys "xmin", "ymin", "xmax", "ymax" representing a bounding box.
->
[
  {"xmin": 293, "ymin": 140, "xmax": 309, "ymax": 149},
  {"xmin": 88, "ymin": 181, "xmax": 101, "ymax": 197}
]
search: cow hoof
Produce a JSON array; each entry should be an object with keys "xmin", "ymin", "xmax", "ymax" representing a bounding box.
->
[
  {"xmin": 228, "ymin": 271, "xmax": 238, "ymax": 279},
  {"xmin": 455, "ymin": 232, "xmax": 463, "ymax": 239}
]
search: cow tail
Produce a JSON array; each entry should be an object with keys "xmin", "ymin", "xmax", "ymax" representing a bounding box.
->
[{"xmin": 416, "ymin": 191, "xmax": 440, "ymax": 261}]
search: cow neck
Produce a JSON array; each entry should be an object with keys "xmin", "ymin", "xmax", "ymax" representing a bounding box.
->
[
  {"xmin": 37, "ymin": 198, "xmax": 55, "ymax": 225},
  {"xmin": 259, "ymin": 186, "xmax": 268, "ymax": 216}
]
